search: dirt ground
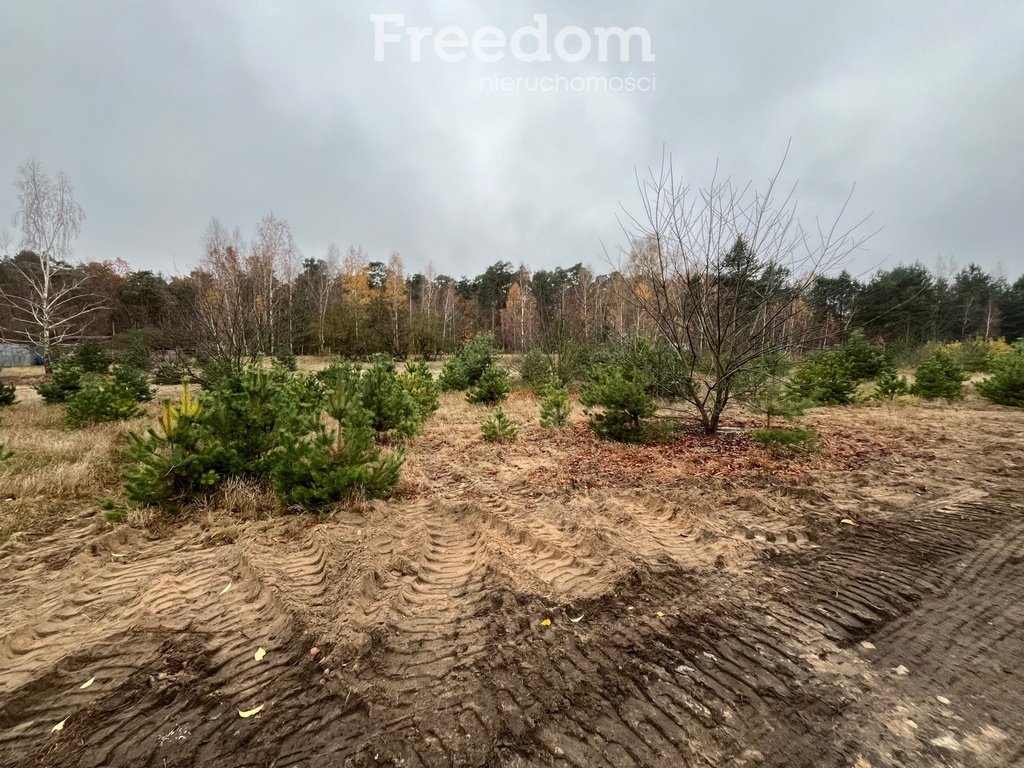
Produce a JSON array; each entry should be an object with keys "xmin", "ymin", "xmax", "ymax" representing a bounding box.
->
[{"xmin": 0, "ymin": 386, "xmax": 1022, "ymax": 767}]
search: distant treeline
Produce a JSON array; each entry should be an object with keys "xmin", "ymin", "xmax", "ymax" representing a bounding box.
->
[{"xmin": 1, "ymin": 226, "xmax": 1022, "ymax": 362}]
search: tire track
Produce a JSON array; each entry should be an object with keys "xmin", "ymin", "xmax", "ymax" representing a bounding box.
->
[{"xmin": 467, "ymin": 497, "xmax": 610, "ymax": 598}]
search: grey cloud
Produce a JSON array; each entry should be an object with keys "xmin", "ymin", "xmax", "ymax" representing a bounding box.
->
[{"xmin": 1, "ymin": 0, "xmax": 1021, "ymax": 279}]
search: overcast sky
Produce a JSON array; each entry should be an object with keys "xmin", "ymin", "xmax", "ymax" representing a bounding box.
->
[{"xmin": 1, "ymin": 1, "xmax": 1022, "ymax": 280}]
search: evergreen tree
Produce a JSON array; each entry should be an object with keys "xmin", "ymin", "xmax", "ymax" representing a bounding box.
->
[
  {"xmin": 860, "ymin": 264, "xmax": 935, "ymax": 343},
  {"xmin": 872, "ymin": 369, "xmax": 909, "ymax": 401},
  {"xmin": 398, "ymin": 361, "xmax": 441, "ymax": 422},
  {"xmin": 466, "ymin": 364, "xmax": 510, "ymax": 405},
  {"xmin": 0, "ymin": 372, "xmax": 15, "ymax": 407},
  {"xmin": 580, "ymin": 365, "xmax": 656, "ymax": 442},
  {"xmin": 911, "ymin": 351, "xmax": 966, "ymax": 400},
  {"xmin": 64, "ymin": 374, "xmax": 143, "ymax": 427},
  {"xmin": 272, "ymin": 381, "xmax": 403, "ymax": 508},
  {"xmin": 360, "ymin": 355, "xmax": 421, "ymax": 438},
  {"xmin": 539, "ymin": 382, "xmax": 571, "ymax": 428},
  {"xmin": 481, "ymin": 407, "xmax": 518, "ymax": 442},
  {"xmin": 787, "ymin": 351, "xmax": 857, "ymax": 405},
  {"xmin": 976, "ymin": 342, "xmax": 1024, "ymax": 407}
]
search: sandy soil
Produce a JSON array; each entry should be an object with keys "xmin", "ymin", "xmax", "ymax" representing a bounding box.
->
[{"xmin": 0, "ymin": 389, "xmax": 1022, "ymax": 767}]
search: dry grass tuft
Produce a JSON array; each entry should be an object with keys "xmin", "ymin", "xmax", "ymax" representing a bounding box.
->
[{"xmin": 0, "ymin": 399, "xmax": 158, "ymax": 540}]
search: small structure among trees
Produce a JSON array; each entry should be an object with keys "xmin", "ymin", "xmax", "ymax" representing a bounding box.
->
[{"xmin": 0, "ymin": 343, "xmax": 39, "ymax": 367}]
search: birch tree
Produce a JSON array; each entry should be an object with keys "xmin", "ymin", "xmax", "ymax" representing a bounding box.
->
[{"xmin": 1, "ymin": 160, "xmax": 100, "ymax": 367}]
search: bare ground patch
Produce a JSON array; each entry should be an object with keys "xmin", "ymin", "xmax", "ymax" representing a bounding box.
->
[{"xmin": 1, "ymin": 393, "xmax": 1022, "ymax": 766}]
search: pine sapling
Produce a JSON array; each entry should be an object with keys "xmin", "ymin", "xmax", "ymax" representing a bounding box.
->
[
  {"xmin": 466, "ymin": 365, "xmax": 510, "ymax": 405},
  {"xmin": 873, "ymin": 369, "xmax": 909, "ymax": 401},
  {"xmin": 539, "ymin": 382, "xmax": 571, "ymax": 428},
  {"xmin": 481, "ymin": 407, "xmax": 518, "ymax": 442},
  {"xmin": 911, "ymin": 351, "xmax": 966, "ymax": 400},
  {"xmin": 0, "ymin": 372, "xmax": 15, "ymax": 407}
]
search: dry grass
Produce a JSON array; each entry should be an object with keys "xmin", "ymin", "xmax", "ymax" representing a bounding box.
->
[
  {"xmin": 0, "ymin": 399, "xmax": 158, "ymax": 541},
  {"xmin": 3, "ymin": 360, "xmax": 1019, "ymax": 550},
  {"xmin": 0, "ymin": 366, "xmax": 46, "ymax": 385}
]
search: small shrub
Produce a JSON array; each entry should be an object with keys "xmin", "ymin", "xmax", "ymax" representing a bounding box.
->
[
  {"xmin": 200, "ymin": 366, "xmax": 320, "ymax": 477},
  {"xmin": 481, "ymin": 407, "xmax": 518, "ymax": 442},
  {"xmin": 271, "ymin": 386, "xmax": 403, "ymax": 509},
  {"xmin": 71, "ymin": 341, "xmax": 113, "ymax": 373},
  {"xmin": 0, "ymin": 372, "xmax": 15, "ymax": 407},
  {"xmin": 787, "ymin": 351, "xmax": 857, "ymax": 405},
  {"xmin": 116, "ymin": 331, "xmax": 153, "ymax": 371},
  {"xmin": 751, "ymin": 426, "xmax": 819, "ymax": 456},
  {"xmin": 545, "ymin": 328, "xmax": 594, "ymax": 388},
  {"xmin": 747, "ymin": 380, "xmax": 812, "ymax": 428},
  {"xmin": 111, "ymin": 364, "xmax": 154, "ymax": 402},
  {"xmin": 985, "ymin": 338, "xmax": 1012, "ymax": 362},
  {"xmin": 64, "ymin": 375, "xmax": 143, "ymax": 427},
  {"xmin": 124, "ymin": 366, "xmax": 406, "ymax": 511},
  {"xmin": 35, "ymin": 361, "xmax": 84, "ymax": 403},
  {"xmin": 466, "ymin": 365, "xmax": 510, "ymax": 405},
  {"xmin": 273, "ymin": 347, "xmax": 298, "ymax": 371},
  {"xmin": 539, "ymin": 382, "xmax": 571, "ymax": 428},
  {"xmin": 124, "ymin": 384, "xmax": 221, "ymax": 506},
  {"xmin": 360, "ymin": 356, "xmax": 421, "ymax": 439},
  {"xmin": 872, "ymin": 369, "xmax": 909, "ymax": 401},
  {"xmin": 580, "ymin": 366, "xmax": 656, "ymax": 442},
  {"xmin": 976, "ymin": 342, "xmax": 1024, "ymax": 407},
  {"xmin": 911, "ymin": 351, "xmax": 966, "ymax": 400},
  {"xmin": 952, "ymin": 339, "xmax": 991, "ymax": 373},
  {"xmin": 839, "ymin": 331, "xmax": 893, "ymax": 380},
  {"xmin": 152, "ymin": 359, "xmax": 192, "ymax": 385},
  {"xmin": 518, "ymin": 349, "xmax": 553, "ymax": 394},
  {"xmin": 612, "ymin": 335, "xmax": 694, "ymax": 401},
  {"xmin": 737, "ymin": 352, "xmax": 811, "ymax": 428},
  {"xmin": 398, "ymin": 361, "xmax": 440, "ymax": 421},
  {"xmin": 440, "ymin": 334, "xmax": 499, "ymax": 391},
  {"xmin": 437, "ymin": 355, "xmax": 469, "ymax": 391}
]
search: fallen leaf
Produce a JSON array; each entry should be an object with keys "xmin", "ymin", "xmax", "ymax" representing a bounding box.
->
[
  {"xmin": 254, "ymin": 647, "xmax": 266, "ymax": 662},
  {"xmin": 540, "ymin": 618, "xmax": 552, "ymax": 626},
  {"xmin": 655, "ymin": 611, "xmax": 665, "ymax": 617},
  {"xmin": 219, "ymin": 580, "xmax": 232, "ymax": 595},
  {"xmin": 860, "ymin": 641, "xmax": 875, "ymax": 650},
  {"xmin": 569, "ymin": 614, "xmax": 584, "ymax": 623},
  {"xmin": 110, "ymin": 552, "xmax": 126, "ymax": 558},
  {"xmin": 841, "ymin": 519, "xmax": 857, "ymax": 526},
  {"xmin": 238, "ymin": 704, "xmax": 264, "ymax": 718},
  {"xmin": 51, "ymin": 718, "xmax": 67, "ymax": 733},
  {"xmin": 894, "ymin": 664, "xmax": 910, "ymax": 676},
  {"xmin": 80, "ymin": 676, "xmax": 95, "ymax": 689},
  {"xmin": 937, "ymin": 695, "xmax": 951, "ymax": 705}
]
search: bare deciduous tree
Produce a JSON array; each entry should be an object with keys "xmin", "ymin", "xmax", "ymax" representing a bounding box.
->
[
  {"xmin": 1, "ymin": 160, "xmax": 101, "ymax": 366},
  {"xmin": 247, "ymin": 212, "xmax": 297, "ymax": 354},
  {"xmin": 175, "ymin": 219, "xmax": 260, "ymax": 379},
  {"xmin": 616, "ymin": 149, "xmax": 874, "ymax": 434},
  {"xmin": 312, "ymin": 243, "xmax": 340, "ymax": 354}
]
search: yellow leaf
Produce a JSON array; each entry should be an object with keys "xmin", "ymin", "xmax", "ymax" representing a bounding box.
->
[
  {"xmin": 51, "ymin": 718, "xmax": 68, "ymax": 733},
  {"xmin": 569, "ymin": 614, "xmax": 584, "ymax": 623},
  {"xmin": 219, "ymin": 580, "xmax": 232, "ymax": 595},
  {"xmin": 540, "ymin": 618, "xmax": 552, "ymax": 626},
  {"xmin": 841, "ymin": 518, "xmax": 857, "ymax": 526},
  {"xmin": 254, "ymin": 647, "xmax": 266, "ymax": 662},
  {"xmin": 655, "ymin": 611, "xmax": 665, "ymax": 617},
  {"xmin": 238, "ymin": 704, "xmax": 264, "ymax": 718},
  {"xmin": 80, "ymin": 676, "xmax": 95, "ymax": 690}
]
